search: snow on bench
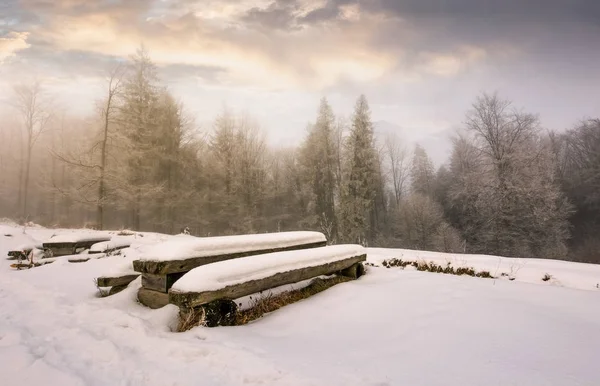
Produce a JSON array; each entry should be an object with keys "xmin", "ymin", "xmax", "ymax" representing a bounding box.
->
[
  {"xmin": 135, "ymin": 231, "xmax": 327, "ymax": 268},
  {"xmin": 133, "ymin": 231, "xmax": 327, "ymax": 308},
  {"xmin": 7, "ymin": 242, "xmax": 43, "ymax": 260},
  {"xmin": 68, "ymin": 252, "xmax": 106, "ymax": 263},
  {"xmin": 133, "ymin": 231, "xmax": 326, "ymax": 289},
  {"xmin": 169, "ymin": 244, "xmax": 366, "ymax": 310},
  {"xmin": 43, "ymin": 233, "xmax": 112, "ymax": 257},
  {"xmin": 89, "ymin": 239, "xmax": 132, "ymax": 254}
]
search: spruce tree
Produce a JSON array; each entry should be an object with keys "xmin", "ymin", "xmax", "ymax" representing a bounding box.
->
[
  {"xmin": 339, "ymin": 95, "xmax": 379, "ymax": 245},
  {"xmin": 300, "ymin": 97, "xmax": 338, "ymax": 241}
]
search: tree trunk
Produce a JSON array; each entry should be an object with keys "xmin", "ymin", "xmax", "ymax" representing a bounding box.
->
[{"xmin": 22, "ymin": 141, "xmax": 33, "ymax": 219}]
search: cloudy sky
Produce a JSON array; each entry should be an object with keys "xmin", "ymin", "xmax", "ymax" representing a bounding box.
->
[{"xmin": 1, "ymin": 0, "xmax": 599, "ymax": 159}]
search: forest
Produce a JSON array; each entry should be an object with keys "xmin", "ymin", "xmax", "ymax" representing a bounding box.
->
[{"xmin": 1, "ymin": 48, "xmax": 599, "ymax": 264}]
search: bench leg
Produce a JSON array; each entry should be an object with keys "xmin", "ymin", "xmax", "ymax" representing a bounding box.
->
[
  {"xmin": 339, "ymin": 262, "xmax": 365, "ymax": 279},
  {"xmin": 138, "ymin": 288, "xmax": 169, "ymax": 309}
]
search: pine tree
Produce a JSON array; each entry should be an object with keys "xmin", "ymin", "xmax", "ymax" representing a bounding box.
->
[
  {"xmin": 410, "ymin": 144, "xmax": 435, "ymax": 197},
  {"xmin": 300, "ymin": 97, "xmax": 338, "ymax": 241},
  {"xmin": 339, "ymin": 95, "xmax": 379, "ymax": 245},
  {"xmin": 116, "ymin": 46, "xmax": 163, "ymax": 230}
]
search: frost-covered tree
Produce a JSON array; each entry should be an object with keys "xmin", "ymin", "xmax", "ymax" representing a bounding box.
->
[
  {"xmin": 299, "ymin": 98, "xmax": 338, "ymax": 241},
  {"xmin": 391, "ymin": 190, "xmax": 463, "ymax": 252},
  {"xmin": 11, "ymin": 80, "xmax": 51, "ymax": 219},
  {"xmin": 553, "ymin": 119, "xmax": 600, "ymax": 262},
  {"xmin": 450, "ymin": 92, "xmax": 572, "ymax": 258},
  {"xmin": 339, "ymin": 95, "xmax": 380, "ymax": 245},
  {"xmin": 385, "ymin": 133, "xmax": 410, "ymax": 208},
  {"xmin": 410, "ymin": 144, "xmax": 435, "ymax": 197}
]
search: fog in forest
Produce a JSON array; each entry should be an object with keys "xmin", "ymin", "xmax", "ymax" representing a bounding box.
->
[{"xmin": 1, "ymin": 0, "xmax": 600, "ymax": 263}]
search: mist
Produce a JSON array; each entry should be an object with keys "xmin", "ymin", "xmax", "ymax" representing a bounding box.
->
[{"xmin": 2, "ymin": 0, "xmax": 600, "ymax": 263}]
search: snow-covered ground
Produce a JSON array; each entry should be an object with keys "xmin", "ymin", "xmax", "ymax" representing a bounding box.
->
[{"xmin": 1, "ymin": 222, "xmax": 599, "ymax": 386}]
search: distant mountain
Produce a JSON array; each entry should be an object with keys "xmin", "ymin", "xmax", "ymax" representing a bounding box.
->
[{"xmin": 373, "ymin": 121, "xmax": 455, "ymax": 167}]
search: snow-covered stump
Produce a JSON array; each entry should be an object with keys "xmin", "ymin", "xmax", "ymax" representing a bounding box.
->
[
  {"xmin": 169, "ymin": 245, "xmax": 366, "ymax": 327},
  {"xmin": 132, "ymin": 231, "xmax": 327, "ymax": 309}
]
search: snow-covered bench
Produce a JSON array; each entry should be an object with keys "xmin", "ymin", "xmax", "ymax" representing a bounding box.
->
[
  {"xmin": 168, "ymin": 244, "xmax": 366, "ymax": 320},
  {"xmin": 89, "ymin": 239, "xmax": 132, "ymax": 254},
  {"xmin": 43, "ymin": 233, "xmax": 111, "ymax": 257},
  {"xmin": 133, "ymin": 231, "xmax": 327, "ymax": 308},
  {"xmin": 7, "ymin": 242, "xmax": 42, "ymax": 260},
  {"xmin": 69, "ymin": 239, "xmax": 133, "ymax": 263},
  {"xmin": 96, "ymin": 273, "xmax": 141, "ymax": 295}
]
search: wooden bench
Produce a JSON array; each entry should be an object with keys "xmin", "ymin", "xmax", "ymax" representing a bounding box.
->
[
  {"xmin": 68, "ymin": 253, "xmax": 106, "ymax": 263},
  {"xmin": 6, "ymin": 243, "xmax": 43, "ymax": 260},
  {"xmin": 168, "ymin": 244, "xmax": 366, "ymax": 324},
  {"xmin": 132, "ymin": 231, "xmax": 327, "ymax": 309},
  {"xmin": 89, "ymin": 239, "xmax": 132, "ymax": 255},
  {"xmin": 96, "ymin": 273, "xmax": 141, "ymax": 295},
  {"xmin": 43, "ymin": 234, "xmax": 111, "ymax": 257}
]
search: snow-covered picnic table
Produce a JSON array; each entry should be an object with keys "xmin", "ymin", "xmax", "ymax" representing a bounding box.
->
[
  {"xmin": 169, "ymin": 244, "xmax": 366, "ymax": 309},
  {"xmin": 43, "ymin": 233, "xmax": 111, "ymax": 257},
  {"xmin": 131, "ymin": 231, "xmax": 328, "ymax": 308}
]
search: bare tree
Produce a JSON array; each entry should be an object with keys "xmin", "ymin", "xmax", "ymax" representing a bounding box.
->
[
  {"xmin": 96, "ymin": 65, "xmax": 126, "ymax": 229},
  {"xmin": 385, "ymin": 133, "xmax": 409, "ymax": 207},
  {"xmin": 51, "ymin": 65, "xmax": 126, "ymax": 229},
  {"xmin": 11, "ymin": 80, "xmax": 50, "ymax": 219},
  {"xmin": 453, "ymin": 92, "xmax": 572, "ymax": 258}
]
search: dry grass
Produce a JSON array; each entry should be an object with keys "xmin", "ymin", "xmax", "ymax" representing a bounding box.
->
[
  {"xmin": 382, "ymin": 258, "xmax": 494, "ymax": 279},
  {"xmin": 178, "ymin": 307, "xmax": 207, "ymax": 332},
  {"xmin": 542, "ymin": 273, "xmax": 553, "ymax": 282},
  {"xmin": 234, "ymin": 276, "xmax": 353, "ymax": 326},
  {"xmin": 176, "ymin": 275, "xmax": 355, "ymax": 331}
]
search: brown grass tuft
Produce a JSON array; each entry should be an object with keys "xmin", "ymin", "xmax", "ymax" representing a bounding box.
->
[
  {"xmin": 234, "ymin": 275, "xmax": 353, "ymax": 325},
  {"xmin": 175, "ymin": 275, "xmax": 359, "ymax": 331}
]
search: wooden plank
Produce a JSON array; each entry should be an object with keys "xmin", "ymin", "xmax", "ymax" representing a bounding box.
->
[
  {"xmin": 141, "ymin": 272, "xmax": 187, "ymax": 293},
  {"xmin": 133, "ymin": 241, "xmax": 327, "ymax": 275},
  {"xmin": 96, "ymin": 274, "xmax": 140, "ymax": 288},
  {"xmin": 47, "ymin": 245, "xmax": 76, "ymax": 257},
  {"xmin": 169, "ymin": 254, "xmax": 366, "ymax": 309},
  {"xmin": 68, "ymin": 257, "xmax": 90, "ymax": 263},
  {"xmin": 108, "ymin": 285, "xmax": 128, "ymax": 296},
  {"xmin": 138, "ymin": 288, "xmax": 169, "ymax": 309},
  {"xmin": 141, "ymin": 274, "xmax": 168, "ymax": 292},
  {"xmin": 339, "ymin": 262, "xmax": 365, "ymax": 279}
]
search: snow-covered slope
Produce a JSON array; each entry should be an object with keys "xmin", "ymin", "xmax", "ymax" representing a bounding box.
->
[
  {"xmin": 369, "ymin": 247, "xmax": 600, "ymax": 291},
  {"xmin": 1, "ymin": 223, "xmax": 599, "ymax": 386}
]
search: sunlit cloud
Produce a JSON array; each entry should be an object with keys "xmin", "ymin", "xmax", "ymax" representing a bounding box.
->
[
  {"xmin": 0, "ymin": 0, "xmax": 598, "ymax": 154},
  {"xmin": 0, "ymin": 31, "xmax": 30, "ymax": 63}
]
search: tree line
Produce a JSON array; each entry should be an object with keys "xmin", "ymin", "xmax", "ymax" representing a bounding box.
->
[{"xmin": 1, "ymin": 48, "xmax": 599, "ymax": 263}]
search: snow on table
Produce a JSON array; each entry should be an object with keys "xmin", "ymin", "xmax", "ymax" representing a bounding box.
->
[
  {"xmin": 171, "ymin": 244, "xmax": 365, "ymax": 293},
  {"xmin": 44, "ymin": 233, "xmax": 112, "ymax": 244},
  {"xmin": 138, "ymin": 231, "xmax": 327, "ymax": 262},
  {"xmin": 10, "ymin": 242, "xmax": 43, "ymax": 252}
]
